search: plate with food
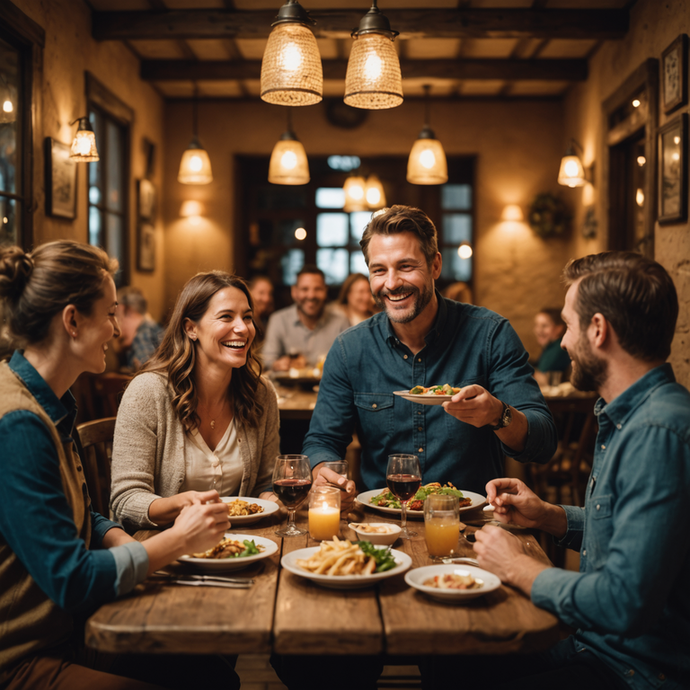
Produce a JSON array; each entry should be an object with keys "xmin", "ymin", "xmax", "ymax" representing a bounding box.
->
[
  {"xmin": 394, "ymin": 384, "xmax": 461, "ymax": 405},
  {"xmin": 220, "ymin": 497, "xmax": 279, "ymax": 525},
  {"xmin": 348, "ymin": 522, "xmax": 401, "ymax": 546},
  {"xmin": 356, "ymin": 483, "xmax": 486, "ymax": 517},
  {"xmin": 281, "ymin": 537, "xmax": 412, "ymax": 589},
  {"xmin": 405, "ymin": 564, "xmax": 501, "ymax": 603},
  {"xmin": 178, "ymin": 533, "xmax": 278, "ymax": 571}
]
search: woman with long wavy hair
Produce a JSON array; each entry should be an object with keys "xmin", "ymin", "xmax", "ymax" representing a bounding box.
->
[{"xmin": 111, "ymin": 271, "xmax": 280, "ymax": 532}]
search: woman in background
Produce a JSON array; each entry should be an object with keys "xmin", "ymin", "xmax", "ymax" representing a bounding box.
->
[
  {"xmin": 0, "ymin": 241, "xmax": 228, "ymax": 690},
  {"xmin": 533, "ymin": 307, "xmax": 571, "ymax": 387},
  {"xmin": 333, "ymin": 272, "xmax": 376, "ymax": 327}
]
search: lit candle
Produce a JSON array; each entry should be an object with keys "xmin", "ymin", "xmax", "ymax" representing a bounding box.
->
[{"xmin": 308, "ymin": 486, "xmax": 341, "ymax": 541}]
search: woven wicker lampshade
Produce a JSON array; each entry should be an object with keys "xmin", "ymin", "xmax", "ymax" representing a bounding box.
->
[
  {"xmin": 343, "ymin": 175, "xmax": 368, "ymax": 212},
  {"xmin": 261, "ymin": 2, "xmax": 323, "ymax": 106},
  {"xmin": 365, "ymin": 174, "xmax": 386, "ymax": 208},
  {"xmin": 344, "ymin": 2, "xmax": 402, "ymax": 110},
  {"xmin": 69, "ymin": 117, "xmax": 99, "ymax": 162}
]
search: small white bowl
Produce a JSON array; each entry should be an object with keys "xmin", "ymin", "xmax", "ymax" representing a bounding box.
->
[{"xmin": 348, "ymin": 522, "xmax": 401, "ymax": 546}]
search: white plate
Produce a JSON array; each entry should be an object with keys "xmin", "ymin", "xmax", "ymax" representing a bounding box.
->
[
  {"xmin": 356, "ymin": 489, "xmax": 487, "ymax": 517},
  {"xmin": 178, "ymin": 533, "xmax": 278, "ymax": 571},
  {"xmin": 281, "ymin": 546, "xmax": 412, "ymax": 589},
  {"xmin": 220, "ymin": 496, "xmax": 280, "ymax": 525},
  {"xmin": 394, "ymin": 390, "xmax": 453, "ymax": 405},
  {"xmin": 348, "ymin": 522, "xmax": 401, "ymax": 546},
  {"xmin": 405, "ymin": 564, "xmax": 501, "ymax": 603}
]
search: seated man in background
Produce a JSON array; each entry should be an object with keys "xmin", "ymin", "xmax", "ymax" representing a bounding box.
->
[
  {"xmin": 116, "ymin": 286, "xmax": 164, "ymax": 372},
  {"xmin": 262, "ymin": 265, "xmax": 350, "ymax": 372},
  {"xmin": 533, "ymin": 307, "xmax": 571, "ymax": 387},
  {"xmin": 468, "ymin": 251, "xmax": 690, "ymax": 690}
]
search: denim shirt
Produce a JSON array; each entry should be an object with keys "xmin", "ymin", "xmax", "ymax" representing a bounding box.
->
[
  {"xmin": 303, "ymin": 296, "xmax": 557, "ymax": 493},
  {"xmin": 532, "ymin": 364, "xmax": 690, "ymax": 689},
  {"xmin": 0, "ymin": 352, "xmax": 148, "ymax": 612}
]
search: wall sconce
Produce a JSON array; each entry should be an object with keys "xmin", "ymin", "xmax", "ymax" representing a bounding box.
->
[
  {"xmin": 268, "ymin": 108, "xmax": 310, "ymax": 185},
  {"xmin": 557, "ymin": 139, "xmax": 588, "ymax": 188},
  {"xmin": 502, "ymin": 204, "xmax": 524, "ymax": 221},
  {"xmin": 180, "ymin": 200, "xmax": 205, "ymax": 226},
  {"xmin": 178, "ymin": 86, "xmax": 213, "ymax": 185},
  {"xmin": 343, "ymin": 174, "xmax": 368, "ymax": 212},
  {"xmin": 344, "ymin": 0, "xmax": 403, "ymax": 110},
  {"xmin": 260, "ymin": 0, "xmax": 323, "ymax": 106},
  {"xmin": 364, "ymin": 174, "xmax": 386, "ymax": 208},
  {"xmin": 407, "ymin": 85, "xmax": 448, "ymax": 185},
  {"xmin": 69, "ymin": 117, "xmax": 99, "ymax": 162}
]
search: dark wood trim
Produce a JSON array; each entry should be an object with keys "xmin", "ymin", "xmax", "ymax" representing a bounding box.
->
[
  {"xmin": 85, "ymin": 71, "xmax": 134, "ymax": 125},
  {"xmin": 93, "ymin": 8, "xmax": 628, "ymax": 41},
  {"xmin": 0, "ymin": 2, "xmax": 45, "ymax": 47},
  {"xmin": 142, "ymin": 58, "xmax": 587, "ymax": 83}
]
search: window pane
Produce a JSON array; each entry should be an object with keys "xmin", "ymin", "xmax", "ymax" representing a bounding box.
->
[
  {"xmin": 106, "ymin": 121, "xmax": 123, "ymax": 212},
  {"xmin": 441, "ymin": 247, "xmax": 472, "ymax": 282},
  {"xmin": 89, "ymin": 205, "xmax": 102, "ymax": 246},
  {"xmin": 316, "ymin": 188, "xmax": 345, "ymax": 209},
  {"xmin": 441, "ymin": 184, "xmax": 471, "ymax": 210},
  {"xmin": 442, "ymin": 214, "xmax": 472, "ymax": 244},
  {"xmin": 350, "ymin": 252, "xmax": 369, "ymax": 276},
  {"xmin": 281, "ymin": 249, "xmax": 304, "ymax": 285},
  {"xmin": 106, "ymin": 213, "xmax": 124, "ymax": 286},
  {"xmin": 317, "ymin": 213, "xmax": 348, "ymax": 247},
  {"xmin": 350, "ymin": 211, "xmax": 371, "ymax": 243},
  {"xmin": 89, "ymin": 111, "xmax": 102, "ymax": 193},
  {"xmin": 317, "ymin": 248, "xmax": 349, "ymax": 285},
  {"xmin": 0, "ymin": 38, "xmax": 20, "ymax": 195},
  {"xmin": 0, "ymin": 196, "xmax": 19, "ymax": 246}
]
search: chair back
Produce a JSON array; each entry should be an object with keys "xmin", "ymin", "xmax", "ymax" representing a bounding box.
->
[{"xmin": 75, "ymin": 417, "xmax": 117, "ymax": 518}]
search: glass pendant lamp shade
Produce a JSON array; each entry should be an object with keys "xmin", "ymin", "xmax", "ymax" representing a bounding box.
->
[
  {"xmin": 365, "ymin": 174, "xmax": 386, "ymax": 208},
  {"xmin": 269, "ymin": 131, "xmax": 310, "ymax": 185},
  {"xmin": 261, "ymin": 1, "xmax": 323, "ymax": 106},
  {"xmin": 178, "ymin": 138, "xmax": 213, "ymax": 185},
  {"xmin": 558, "ymin": 151, "xmax": 586, "ymax": 187},
  {"xmin": 70, "ymin": 117, "xmax": 99, "ymax": 162},
  {"xmin": 407, "ymin": 127, "xmax": 448, "ymax": 185},
  {"xmin": 344, "ymin": 2, "xmax": 403, "ymax": 110},
  {"xmin": 343, "ymin": 175, "xmax": 367, "ymax": 212}
]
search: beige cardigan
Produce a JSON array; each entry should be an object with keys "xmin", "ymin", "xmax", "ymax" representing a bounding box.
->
[{"xmin": 111, "ymin": 372, "xmax": 280, "ymax": 530}]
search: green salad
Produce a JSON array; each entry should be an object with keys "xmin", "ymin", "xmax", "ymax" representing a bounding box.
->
[
  {"xmin": 370, "ymin": 483, "xmax": 467, "ymax": 511},
  {"xmin": 356, "ymin": 541, "xmax": 397, "ymax": 572}
]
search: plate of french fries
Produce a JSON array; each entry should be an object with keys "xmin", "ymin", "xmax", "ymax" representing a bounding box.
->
[
  {"xmin": 281, "ymin": 537, "xmax": 412, "ymax": 589},
  {"xmin": 220, "ymin": 496, "xmax": 279, "ymax": 525}
]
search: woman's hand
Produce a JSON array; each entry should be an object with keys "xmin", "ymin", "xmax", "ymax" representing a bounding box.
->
[
  {"xmin": 312, "ymin": 466, "xmax": 356, "ymax": 515},
  {"xmin": 148, "ymin": 490, "xmax": 221, "ymax": 526}
]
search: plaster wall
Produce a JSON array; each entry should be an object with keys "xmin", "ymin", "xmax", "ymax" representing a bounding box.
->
[
  {"xmin": 163, "ymin": 98, "xmax": 568, "ymax": 356},
  {"xmin": 563, "ymin": 0, "xmax": 690, "ymax": 388},
  {"xmin": 8, "ymin": 0, "xmax": 167, "ymax": 321}
]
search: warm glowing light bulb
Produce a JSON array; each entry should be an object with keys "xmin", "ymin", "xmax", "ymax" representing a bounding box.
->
[
  {"xmin": 2, "ymin": 217, "xmax": 8, "ymax": 224},
  {"xmin": 350, "ymin": 183, "xmax": 364, "ymax": 200},
  {"xmin": 190, "ymin": 155, "xmax": 203, "ymax": 172},
  {"xmin": 457, "ymin": 244, "xmax": 473, "ymax": 259},
  {"xmin": 672, "ymin": 152, "xmax": 680, "ymax": 161},
  {"xmin": 364, "ymin": 53, "xmax": 383, "ymax": 80},
  {"xmin": 74, "ymin": 135, "xmax": 92, "ymax": 155},
  {"xmin": 281, "ymin": 42, "xmax": 303, "ymax": 71},
  {"xmin": 366, "ymin": 186, "xmax": 381, "ymax": 206},
  {"xmin": 2, "ymin": 100, "xmax": 12, "ymax": 113},
  {"xmin": 281, "ymin": 150, "xmax": 298, "ymax": 170},
  {"xmin": 564, "ymin": 160, "xmax": 581, "ymax": 177},
  {"xmin": 636, "ymin": 188, "xmax": 645, "ymax": 207},
  {"xmin": 637, "ymin": 156, "xmax": 646, "ymax": 166},
  {"xmin": 674, "ymin": 136, "xmax": 680, "ymax": 145},
  {"xmin": 295, "ymin": 227, "xmax": 307, "ymax": 240},
  {"xmin": 420, "ymin": 149, "xmax": 436, "ymax": 169},
  {"xmin": 632, "ymin": 99, "xmax": 641, "ymax": 108}
]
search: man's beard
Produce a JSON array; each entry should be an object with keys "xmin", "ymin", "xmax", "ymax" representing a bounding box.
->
[
  {"xmin": 297, "ymin": 299, "xmax": 324, "ymax": 320},
  {"xmin": 374, "ymin": 281, "xmax": 434, "ymax": 324},
  {"xmin": 569, "ymin": 333, "xmax": 608, "ymax": 393}
]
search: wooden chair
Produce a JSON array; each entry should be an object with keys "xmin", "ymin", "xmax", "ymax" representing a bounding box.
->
[{"xmin": 75, "ymin": 417, "xmax": 117, "ymax": 518}]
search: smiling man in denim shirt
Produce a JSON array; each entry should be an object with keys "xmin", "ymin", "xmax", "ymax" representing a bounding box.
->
[
  {"xmin": 470, "ymin": 251, "xmax": 690, "ymax": 690},
  {"xmin": 305, "ymin": 205, "xmax": 557, "ymax": 511}
]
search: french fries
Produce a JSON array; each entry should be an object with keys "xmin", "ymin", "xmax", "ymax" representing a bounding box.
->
[{"xmin": 296, "ymin": 537, "xmax": 377, "ymax": 576}]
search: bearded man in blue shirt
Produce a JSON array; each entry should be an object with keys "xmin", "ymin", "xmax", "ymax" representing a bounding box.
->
[
  {"xmin": 306, "ymin": 205, "xmax": 557, "ymax": 509},
  {"xmin": 467, "ymin": 251, "xmax": 690, "ymax": 690}
]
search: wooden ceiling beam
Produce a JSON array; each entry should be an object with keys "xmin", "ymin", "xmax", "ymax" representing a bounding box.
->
[
  {"xmin": 141, "ymin": 58, "xmax": 587, "ymax": 82},
  {"xmin": 93, "ymin": 8, "xmax": 628, "ymax": 41}
]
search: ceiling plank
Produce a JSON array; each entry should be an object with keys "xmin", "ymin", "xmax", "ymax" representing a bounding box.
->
[
  {"xmin": 140, "ymin": 58, "xmax": 588, "ymax": 82},
  {"xmin": 93, "ymin": 9, "xmax": 628, "ymax": 41}
]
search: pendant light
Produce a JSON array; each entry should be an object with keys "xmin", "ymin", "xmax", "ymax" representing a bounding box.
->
[
  {"xmin": 364, "ymin": 174, "xmax": 386, "ymax": 209},
  {"xmin": 178, "ymin": 85, "xmax": 213, "ymax": 185},
  {"xmin": 268, "ymin": 108, "xmax": 310, "ymax": 185},
  {"xmin": 343, "ymin": 174, "xmax": 367, "ymax": 212},
  {"xmin": 407, "ymin": 85, "xmax": 448, "ymax": 185},
  {"xmin": 344, "ymin": 1, "xmax": 403, "ymax": 110},
  {"xmin": 260, "ymin": 0, "xmax": 323, "ymax": 106},
  {"xmin": 69, "ymin": 117, "xmax": 99, "ymax": 162},
  {"xmin": 557, "ymin": 139, "xmax": 586, "ymax": 188}
]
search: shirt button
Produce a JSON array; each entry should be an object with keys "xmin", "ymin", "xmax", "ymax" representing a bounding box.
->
[
  {"xmin": 596, "ymin": 504, "xmax": 600, "ymax": 510},
  {"xmin": 211, "ymin": 456, "xmax": 220, "ymax": 467},
  {"xmin": 417, "ymin": 411, "xmax": 421, "ymax": 415},
  {"xmin": 658, "ymin": 673, "xmax": 665, "ymax": 681},
  {"xmin": 417, "ymin": 358, "xmax": 421, "ymax": 362},
  {"xmin": 372, "ymin": 403, "xmax": 377, "ymax": 409},
  {"xmin": 582, "ymin": 550, "xmax": 586, "ymax": 556},
  {"xmin": 418, "ymin": 426, "xmax": 422, "ymax": 431},
  {"xmin": 418, "ymin": 447, "xmax": 423, "ymax": 453},
  {"xmin": 616, "ymin": 424, "xmax": 622, "ymax": 429},
  {"xmin": 403, "ymin": 355, "xmax": 408, "ymax": 359},
  {"xmin": 77, "ymin": 466, "xmax": 82, "ymax": 472},
  {"xmin": 627, "ymin": 670, "xmax": 635, "ymax": 677},
  {"xmin": 600, "ymin": 444, "xmax": 606, "ymax": 450}
]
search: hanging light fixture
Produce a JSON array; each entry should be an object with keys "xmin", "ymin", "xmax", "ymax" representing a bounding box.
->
[
  {"xmin": 178, "ymin": 85, "xmax": 213, "ymax": 185},
  {"xmin": 365, "ymin": 174, "xmax": 386, "ymax": 209},
  {"xmin": 0, "ymin": 76, "xmax": 15, "ymax": 124},
  {"xmin": 407, "ymin": 85, "xmax": 448, "ymax": 185},
  {"xmin": 268, "ymin": 108, "xmax": 310, "ymax": 185},
  {"xmin": 557, "ymin": 139, "xmax": 586, "ymax": 188},
  {"xmin": 343, "ymin": 173, "xmax": 367, "ymax": 212},
  {"xmin": 260, "ymin": 0, "xmax": 323, "ymax": 106},
  {"xmin": 69, "ymin": 117, "xmax": 99, "ymax": 162},
  {"xmin": 344, "ymin": 1, "xmax": 403, "ymax": 110}
]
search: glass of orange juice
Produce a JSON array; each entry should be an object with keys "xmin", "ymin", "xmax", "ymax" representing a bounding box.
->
[
  {"xmin": 308, "ymin": 487, "xmax": 341, "ymax": 541},
  {"xmin": 424, "ymin": 494, "xmax": 460, "ymax": 560}
]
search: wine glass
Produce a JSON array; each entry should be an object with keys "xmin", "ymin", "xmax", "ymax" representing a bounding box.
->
[
  {"xmin": 386, "ymin": 454, "xmax": 422, "ymax": 539},
  {"xmin": 273, "ymin": 454, "xmax": 312, "ymax": 537}
]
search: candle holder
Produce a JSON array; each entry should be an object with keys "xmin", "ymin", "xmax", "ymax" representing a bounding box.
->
[{"xmin": 308, "ymin": 486, "xmax": 341, "ymax": 541}]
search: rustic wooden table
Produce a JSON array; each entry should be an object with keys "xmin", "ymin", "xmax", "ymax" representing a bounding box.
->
[
  {"xmin": 86, "ymin": 503, "xmax": 559, "ymax": 657},
  {"xmin": 275, "ymin": 385, "xmax": 318, "ymax": 421}
]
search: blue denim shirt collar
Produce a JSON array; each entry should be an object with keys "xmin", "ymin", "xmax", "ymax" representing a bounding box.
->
[
  {"xmin": 8, "ymin": 350, "xmax": 77, "ymax": 435},
  {"xmin": 384, "ymin": 289, "xmax": 446, "ymax": 348},
  {"xmin": 594, "ymin": 362, "xmax": 675, "ymax": 427}
]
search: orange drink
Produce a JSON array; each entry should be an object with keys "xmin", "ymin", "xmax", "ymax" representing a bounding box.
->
[{"xmin": 425, "ymin": 517, "xmax": 460, "ymax": 557}]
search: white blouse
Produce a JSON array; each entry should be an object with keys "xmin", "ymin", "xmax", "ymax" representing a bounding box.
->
[{"xmin": 181, "ymin": 418, "xmax": 244, "ymax": 496}]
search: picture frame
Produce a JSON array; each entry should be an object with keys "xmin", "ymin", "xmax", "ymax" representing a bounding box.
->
[
  {"xmin": 137, "ymin": 221, "xmax": 156, "ymax": 272},
  {"xmin": 661, "ymin": 34, "xmax": 688, "ymax": 113},
  {"xmin": 45, "ymin": 138, "xmax": 77, "ymax": 219},
  {"xmin": 658, "ymin": 113, "xmax": 687, "ymax": 225},
  {"xmin": 137, "ymin": 178, "xmax": 156, "ymax": 222}
]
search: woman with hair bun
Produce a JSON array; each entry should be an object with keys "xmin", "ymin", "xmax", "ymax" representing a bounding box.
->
[
  {"xmin": 0, "ymin": 241, "xmax": 229, "ymax": 690},
  {"xmin": 111, "ymin": 271, "xmax": 280, "ymax": 531}
]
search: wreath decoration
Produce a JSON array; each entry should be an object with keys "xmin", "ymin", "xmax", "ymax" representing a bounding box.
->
[{"xmin": 528, "ymin": 193, "xmax": 571, "ymax": 238}]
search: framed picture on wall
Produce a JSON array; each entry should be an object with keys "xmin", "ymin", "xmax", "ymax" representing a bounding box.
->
[
  {"xmin": 661, "ymin": 34, "xmax": 688, "ymax": 113},
  {"xmin": 137, "ymin": 221, "xmax": 156, "ymax": 272},
  {"xmin": 658, "ymin": 113, "xmax": 687, "ymax": 224},
  {"xmin": 45, "ymin": 138, "xmax": 77, "ymax": 219},
  {"xmin": 138, "ymin": 179, "xmax": 156, "ymax": 221}
]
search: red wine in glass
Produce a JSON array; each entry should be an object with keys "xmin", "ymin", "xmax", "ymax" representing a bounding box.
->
[
  {"xmin": 273, "ymin": 478, "xmax": 312, "ymax": 508},
  {"xmin": 386, "ymin": 474, "xmax": 422, "ymax": 502},
  {"xmin": 386, "ymin": 454, "xmax": 422, "ymax": 539},
  {"xmin": 273, "ymin": 454, "xmax": 312, "ymax": 537}
]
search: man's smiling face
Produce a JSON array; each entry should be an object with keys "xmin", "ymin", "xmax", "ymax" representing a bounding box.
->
[{"xmin": 367, "ymin": 232, "xmax": 441, "ymax": 324}]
